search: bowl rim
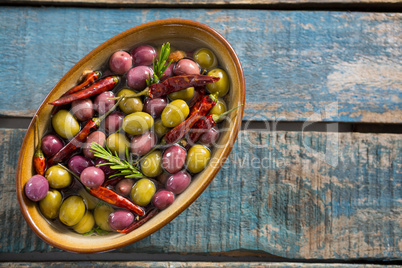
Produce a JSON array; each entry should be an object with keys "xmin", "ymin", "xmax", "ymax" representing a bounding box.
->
[{"xmin": 16, "ymin": 18, "xmax": 245, "ymax": 253}]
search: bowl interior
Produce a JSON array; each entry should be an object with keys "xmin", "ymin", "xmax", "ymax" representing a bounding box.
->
[{"xmin": 16, "ymin": 19, "xmax": 245, "ymax": 253}]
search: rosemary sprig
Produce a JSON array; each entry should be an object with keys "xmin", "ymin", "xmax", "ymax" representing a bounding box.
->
[
  {"xmin": 146, "ymin": 42, "xmax": 173, "ymax": 86},
  {"xmin": 90, "ymin": 142, "xmax": 144, "ymax": 179}
]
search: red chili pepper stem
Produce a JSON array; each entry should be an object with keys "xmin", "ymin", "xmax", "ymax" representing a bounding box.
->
[
  {"xmin": 211, "ymin": 104, "xmax": 243, "ymax": 123},
  {"xmin": 92, "ymin": 95, "xmax": 125, "ymax": 127},
  {"xmin": 33, "ymin": 115, "xmax": 46, "ymax": 175}
]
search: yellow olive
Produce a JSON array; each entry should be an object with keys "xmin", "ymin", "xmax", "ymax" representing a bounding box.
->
[
  {"xmin": 153, "ymin": 118, "xmax": 170, "ymax": 139},
  {"xmin": 193, "ymin": 48, "xmax": 218, "ymax": 70},
  {"xmin": 168, "ymin": 87, "xmax": 195, "ymax": 101},
  {"xmin": 161, "ymin": 100, "xmax": 189, "ymax": 128},
  {"xmin": 186, "ymin": 144, "xmax": 211, "ymax": 173},
  {"xmin": 117, "ymin": 89, "xmax": 143, "ymax": 114},
  {"xmin": 39, "ymin": 189, "xmax": 62, "ymax": 219},
  {"xmin": 59, "ymin": 195, "xmax": 86, "ymax": 227},
  {"xmin": 122, "ymin": 112, "xmax": 154, "ymax": 136},
  {"xmin": 52, "ymin": 110, "xmax": 80, "ymax": 139},
  {"xmin": 45, "ymin": 165, "xmax": 72, "ymax": 189},
  {"xmin": 206, "ymin": 68, "xmax": 229, "ymax": 97},
  {"xmin": 141, "ymin": 150, "xmax": 162, "ymax": 177},
  {"xmin": 130, "ymin": 178, "xmax": 156, "ymax": 206},
  {"xmin": 73, "ymin": 210, "xmax": 95, "ymax": 234},
  {"xmin": 78, "ymin": 188, "xmax": 99, "ymax": 210},
  {"xmin": 94, "ymin": 204, "xmax": 114, "ymax": 231},
  {"xmin": 208, "ymin": 98, "xmax": 227, "ymax": 122},
  {"xmin": 106, "ymin": 132, "xmax": 130, "ymax": 157}
]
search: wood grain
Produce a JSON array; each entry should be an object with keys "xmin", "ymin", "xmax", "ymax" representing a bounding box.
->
[
  {"xmin": 2, "ymin": 128, "xmax": 400, "ymax": 259},
  {"xmin": 0, "ymin": 7, "xmax": 401, "ymax": 123}
]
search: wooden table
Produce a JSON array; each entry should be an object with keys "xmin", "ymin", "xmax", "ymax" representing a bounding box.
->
[{"xmin": 0, "ymin": 1, "xmax": 401, "ymax": 266}]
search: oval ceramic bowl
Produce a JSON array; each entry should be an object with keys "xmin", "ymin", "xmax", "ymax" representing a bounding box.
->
[{"xmin": 16, "ymin": 18, "xmax": 245, "ymax": 253}]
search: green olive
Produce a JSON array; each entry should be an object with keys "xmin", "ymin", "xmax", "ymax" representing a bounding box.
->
[
  {"xmin": 59, "ymin": 195, "xmax": 86, "ymax": 227},
  {"xmin": 186, "ymin": 144, "xmax": 211, "ymax": 173},
  {"xmin": 39, "ymin": 189, "xmax": 62, "ymax": 219},
  {"xmin": 78, "ymin": 188, "xmax": 99, "ymax": 210},
  {"xmin": 94, "ymin": 204, "xmax": 114, "ymax": 231},
  {"xmin": 122, "ymin": 112, "xmax": 154, "ymax": 136},
  {"xmin": 52, "ymin": 110, "xmax": 80, "ymax": 139},
  {"xmin": 209, "ymin": 98, "xmax": 227, "ymax": 122},
  {"xmin": 141, "ymin": 150, "xmax": 162, "ymax": 177},
  {"xmin": 161, "ymin": 100, "xmax": 189, "ymax": 128},
  {"xmin": 153, "ymin": 118, "xmax": 170, "ymax": 139},
  {"xmin": 193, "ymin": 48, "xmax": 218, "ymax": 70},
  {"xmin": 168, "ymin": 87, "xmax": 194, "ymax": 101},
  {"xmin": 206, "ymin": 68, "xmax": 229, "ymax": 97},
  {"xmin": 106, "ymin": 132, "xmax": 130, "ymax": 157},
  {"xmin": 130, "ymin": 178, "xmax": 156, "ymax": 206},
  {"xmin": 117, "ymin": 89, "xmax": 143, "ymax": 114},
  {"xmin": 45, "ymin": 165, "xmax": 72, "ymax": 189},
  {"xmin": 73, "ymin": 210, "xmax": 95, "ymax": 234}
]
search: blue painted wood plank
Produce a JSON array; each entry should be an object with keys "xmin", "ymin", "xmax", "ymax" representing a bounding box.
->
[
  {"xmin": 0, "ymin": 7, "xmax": 401, "ymax": 123},
  {"xmin": 1, "ymin": 128, "xmax": 400, "ymax": 259}
]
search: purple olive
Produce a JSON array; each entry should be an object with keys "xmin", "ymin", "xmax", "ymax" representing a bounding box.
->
[
  {"xmin": 68, "ymin": 155, "xmax": 94, "ymax": 175},
  {"xmin": 94, "ymin": 91, "xmax": 115, "ymax": 115},
  {"xmin": 108, "ymin": 210, "xmax": 135, "ymax": 231},
  {"xmin": 115, "ymin": 178, "xmax": 135, "ymax": 196},
  {"xmin": 94, "ymin": 158, "xmax": 115, "ymax": 179},
  {"xmin": 130, "ymin": 131, "xmax": 157, "ymax": 156},
  {"xmin": 160, "ymin": 63, "xmax": 174, "ymax": 81},
  {"xmin": 199, "ymin": 126, "xmax": 220, "ymax": 147},
  {"xmin": 71, "ymin": 98, "xmax": 94, "ymax": 122},
  {"xmin": 80, "ymin": 166, "xmax": 105, "ymax": 188},
  {"xmin": 165, "ymin": 170, "xmax": 191, "ymax": 194},
  {"xmin": 83, "ymin": 131, "xmax": 106, "ymax": 159},
  {"xmin": 152, "ymin": 190, "xmax": 175, "ymax": 210},
  {"xmin": 126, "ymin": 66, "xmax": 153, "ymax": 91},
  {"xmin": 130, "ymin": 45, "xmax": 156, "ymax": 66},
  {"xmin": 109, "ymin": 50, "xmax": 132, "ymax": 75},
  {"xmin": 162, "ymin": 144, "xmax": 187, "ymax": 174},
  {"xmin": 143, "ymin": 97, "xmax": 168, "ymax": 118},
  {"xmin": 104, "ymin": 111, "xmax": 125, "ymax": 134},
  {"xmin": 41, "ymin": 134, "xmax": 64, "ymax": 157},
  {"xmin": 25, "ymin": 175, "xmax": 49, "ymax": 202},
  {"xmin": 173, "ymin": 59, "xmax": 200, "ymax": 76}
]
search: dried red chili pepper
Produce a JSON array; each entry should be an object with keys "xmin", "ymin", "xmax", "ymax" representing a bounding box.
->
[
  {"xmin": 47, "ymin": 97, "xmax": 123, "ymax": 166},
  {"xmin": 49, "ymin": 76, "xmax": 119, "ymax": 106},
  {"xmin": 187, "ymin": 105, "xmax": 243, "ymax": 145},
  {"xmin": 89, "ymin": 186, "xmax": 145, "ymax": 216},
  {"xmin": 117, "ymin": 208, "xmax": 158, "ymax": 233},
  {"xmin": 129, "ymin": 74, "xmax": 219, "ymax": 99},
  {"xmin": 188, "ymin": 86, "xmax": 207, "ymax": 109},
  {"xmin": 64, "ymin": 70, "xmax": 102, "ymax": 96},
  {"xmin": 51, "ymin": 71, "xmax": 102, "ymax": 115},
  {"xmin": 163, "ymin": 93, "xmax": 218, "ymax": 145},
  {"xmin": 33, "ymin": 115, "xmax": 46, "ymax": 175}
]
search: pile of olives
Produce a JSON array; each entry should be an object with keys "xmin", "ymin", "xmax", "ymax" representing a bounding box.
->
[{"xmin": 25, "ymin": 42, "xmax": 231, "ymax": 234}]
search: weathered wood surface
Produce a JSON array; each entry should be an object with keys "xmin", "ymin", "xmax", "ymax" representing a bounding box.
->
[
  {"xmin": 0, "ymin": 7, "xmax": 401, "ymax": 123},
  {"xmin": 1, "ymin": 262, "xmax": 401, "ymax": 268},
  {"xmin": 5, "ymin": 0, "xmax": 402, "ymax": 6},
  {"xmin": 1, "ymin": 128, "xmax": 401, "ymax": 260}
]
